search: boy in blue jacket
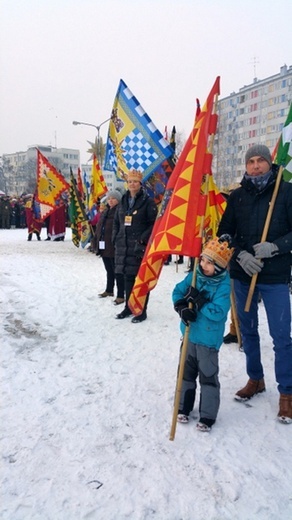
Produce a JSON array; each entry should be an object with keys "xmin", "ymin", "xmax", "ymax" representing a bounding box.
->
[{"xmin": 172, "ymin": 235, "xmax": 234, "ymax": 432}]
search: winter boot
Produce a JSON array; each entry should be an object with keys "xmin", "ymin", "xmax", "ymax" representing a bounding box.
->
[
  {"xmin": 131, "ymin": 312, "xmax": 147, "ymax": 323},
  {"xmin": 235, "ymin": 378, "xmax": 266, "ymax": 401},
  {"xmin": 223, "ymin": 333, "xmax": 238, "ymax": 344},
  {"xmin": 196, "ymin": 418, "xmax": 214, "ymax": 432},
  {"xmin": 116, "ymin": 307, "xmax": 132, "ymax": 319},
  {"xmin": 177, "ymin": 414, "xmax": 189, "ymax": 424},
  {"xmin": 277, "ymin": 394, "xmax": 292, "ymax": 424},
  {"xmin": 98, "ymin": 291, "xmax": 114, "ymax": 298}
]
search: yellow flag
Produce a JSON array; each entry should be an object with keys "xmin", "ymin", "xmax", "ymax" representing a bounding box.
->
[{"xmin": 88, "ymin": 155, "xmax": 108, "ymax": 209}]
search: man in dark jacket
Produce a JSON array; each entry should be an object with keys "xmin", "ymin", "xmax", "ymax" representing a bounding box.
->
[
  {"xmin": 218, "ymin": 144, "xmax": 292, "ymax": 424},
  {"xmin": 112, "ymin": 169, "xmax": 158, "ymax": 323}
]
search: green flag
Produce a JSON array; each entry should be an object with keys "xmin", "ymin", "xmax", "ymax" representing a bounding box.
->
[{"xmin": 274, "ymin": 103, "xmax": 292, "ymax": 182}]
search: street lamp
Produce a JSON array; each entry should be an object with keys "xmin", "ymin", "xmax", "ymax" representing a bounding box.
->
[{"xmin": 72, "ymin": 118, "xmax": 111, "ymax": 164}]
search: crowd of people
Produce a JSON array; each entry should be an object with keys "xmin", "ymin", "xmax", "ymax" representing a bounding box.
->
[
  {"xmin": 0, "ymin": 194, "xmax": 27, "ymax": 229},
  {"xmin": 0, "ymin": 193, "xmax": 70, "ymax": 241}
]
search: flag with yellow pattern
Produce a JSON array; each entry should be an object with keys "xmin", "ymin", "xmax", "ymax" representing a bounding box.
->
[{"xmin": 36, "ymin": 149, "xmax": 70, "ymax": 220}]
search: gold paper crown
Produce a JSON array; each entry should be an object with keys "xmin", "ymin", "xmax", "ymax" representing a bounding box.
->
[
  {"xmin": 202, "ymin": 237, "xmax": 234, "ymax": 268},
  {"xmin": 127, "ymin": 169, "xmax": 143, "ymax": 182}
]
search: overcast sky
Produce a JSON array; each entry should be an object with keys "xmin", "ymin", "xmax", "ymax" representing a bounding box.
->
[{"xmin": 1, "ymin": 0, "xmax": 292, "ymax": 165}]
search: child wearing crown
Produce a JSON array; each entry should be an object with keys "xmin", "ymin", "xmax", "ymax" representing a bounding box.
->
[{"xmin": 172, "ymin": 235, "xmax": 234, "ymax": 432}]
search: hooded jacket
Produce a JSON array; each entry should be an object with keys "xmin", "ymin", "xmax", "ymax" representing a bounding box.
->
[
  {"xmin": 217, "ymin": 165, "xmax": 292, "ymax": 284},
  {"xmin": 172, "ymin": 266, "xmax": 231, "ymax": 350}
]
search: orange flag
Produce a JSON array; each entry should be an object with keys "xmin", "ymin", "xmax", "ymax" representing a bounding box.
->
[
  {"xmin": 128, "ymin": 77, "xmax": 222, "ymax": 316},
  {"xmin": 36, "ymin": 149, "xmax": 70, "ymax": 220}
]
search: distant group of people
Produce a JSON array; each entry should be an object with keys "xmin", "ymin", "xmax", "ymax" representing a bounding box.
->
[
  {"xmin": 0, "ymin": 193, "xmax": 69, "ymax": 242},
  {"xmin": 0, "ymin": 195, "xmax": 27, "ymax": 229},
  {"xmin": 25, "ymin": 196, "xmax": 68, "ymax": 242}
]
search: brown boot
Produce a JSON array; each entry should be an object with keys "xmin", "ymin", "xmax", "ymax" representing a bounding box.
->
[
  {"xmin": 278, "ymin": 394, "xmax": 292, "ymax": 424},
  {"xmin": 235, "ymin": 378, "xmax": 266, "ymax": 401}
]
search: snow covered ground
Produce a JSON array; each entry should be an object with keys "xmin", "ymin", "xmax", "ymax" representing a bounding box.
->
[{"xmin": 1, "ymin": 228, "xmax": 291, "ymax": 520}]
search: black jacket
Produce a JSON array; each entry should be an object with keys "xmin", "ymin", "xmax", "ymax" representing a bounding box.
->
[
  {"xmin": 112, "ymin": 187, "xmax": 157, "ymax": 276},
  {"xmin": 217, "ymin": 165, "xmax": 292, "ymax": 284},
  {"xmin": 95, "ymin": 205, "xmax": 117, "ymax": 257}
]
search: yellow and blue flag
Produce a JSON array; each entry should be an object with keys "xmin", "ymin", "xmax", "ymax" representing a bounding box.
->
[{"xmin": 104, "ymin": 79, "xmax": 174, "ymax": 182}]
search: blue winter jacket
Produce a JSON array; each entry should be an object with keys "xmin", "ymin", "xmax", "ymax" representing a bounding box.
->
[{"xmin": 172, "ymin": 266, "xmax": 231, "ymax": 350}]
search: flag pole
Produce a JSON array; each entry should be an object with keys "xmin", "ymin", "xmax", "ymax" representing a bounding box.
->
[
  {"xmin": 169, "ymin": 93, "xmax": 219, "ymax": 441},
  {"xmin": 169, "ymin": 253, "xmax": 203, "ymax": 440},
  {"xmin": 244, "ymin": 165, "xmax": 283, "ymax": 312},
  {"xmin": 230, "ymin": 281, "xmax": 241, "ymax": 349}
]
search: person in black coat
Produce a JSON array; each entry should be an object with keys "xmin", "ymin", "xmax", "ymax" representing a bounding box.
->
[
  {"xmin": 95, "ymin": 190, "xmax": 125, "ymax": 304},
  {"xmin": 217, "ymin": 144, "xmax": 292, "ymax": 424},
  {"xmin": 112, "ymin": 169, "xmax": 158, "ymax": 323}
]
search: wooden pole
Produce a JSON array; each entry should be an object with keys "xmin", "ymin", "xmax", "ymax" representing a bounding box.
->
[
  {"xmin": 169, "ymin": 259, "xmax": 199, "ymax": 441},
  {"xmin": 230, "ymin": 281, "xmax": 241, "ymax": 350},
  {"xmin": 244, "ymin": 166, "xmax": 283, "ymax": 312}
]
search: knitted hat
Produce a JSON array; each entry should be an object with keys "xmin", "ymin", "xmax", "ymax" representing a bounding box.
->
[
  {"xmin": 245, "ymin": 144, "xmax": 272, "ymax": 166},
  {"xmin": 202, "ymin": 236, "xmax": 234, "ymax": 271},
  {"xmin": 106, "ymin": 190, "xmax": 122, "ymax": 202},
  {"xmin": 127, "ymin": 169, "xmax": 143, "ymax": 183}
]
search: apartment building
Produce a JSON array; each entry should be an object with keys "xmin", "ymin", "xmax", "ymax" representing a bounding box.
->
[
  {"xmin": 214, "ymin": 64, "xmax": 292, "ymax": 189},
  {"xmin": 1, "ymin": 145, "xmax": 79, "ymax": 195}
]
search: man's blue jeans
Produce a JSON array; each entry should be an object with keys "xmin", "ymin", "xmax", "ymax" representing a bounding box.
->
[{"xmin": 234, "ymin": 280, "xmax": 292, "ymax": 395}]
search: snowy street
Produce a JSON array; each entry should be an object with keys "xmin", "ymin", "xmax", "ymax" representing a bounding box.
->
[{"xmin": 1, "ymin": 229, "xmax": 291, "ymax": 520}]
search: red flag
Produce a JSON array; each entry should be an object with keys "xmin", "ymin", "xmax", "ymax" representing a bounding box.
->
[
  {"xmin": 128, "ymin": 77, "xmax": 221, "ymax": 315},
  {"xmin": 77, "ymin": 167, "xmax": 85, "ymax": 199}
]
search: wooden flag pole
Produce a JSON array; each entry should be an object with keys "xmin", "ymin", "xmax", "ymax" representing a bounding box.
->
[
  {"xmin": 244, "ymin": 165, "xmax": 284, "ymax": 312},
  {"xmin": 169, "ymin": 258, "xmax": 199, "ymax": 441},
  {"xmin": 230, "ymin": 281, "xmax": 241, "ymax": 350}
]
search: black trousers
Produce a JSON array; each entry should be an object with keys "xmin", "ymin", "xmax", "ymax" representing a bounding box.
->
[
  {"xmin": 124, "ymin": 274, "xmax": 149, "ymax": 315},
  {"xmin": 102, "ymin": 257, "xmax": 124, "ymax": 298}
]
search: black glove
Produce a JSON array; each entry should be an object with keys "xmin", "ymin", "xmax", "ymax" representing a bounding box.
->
[
  {"xmin": 184, "ymin": 286, "xmax": 200, "ymax": 304},
  {"xmin": 218, "ymin": 233, "xmax": 233, "ymax": 246},
  {"xmin": 185, "ymin": 287, "xmax": 209, "ymax": 311},
  {"xmin": 174, "ymin": 299, "xmax": 197, "ymax": 326}
]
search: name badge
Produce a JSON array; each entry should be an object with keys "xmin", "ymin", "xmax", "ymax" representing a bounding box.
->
[
  {"xmin": 124, "ymin": 215, "xmax": 132, "ymax": 226},
  {"xmin": 99, "ymin": 241, "xmax": 105, "ymax": 249}
]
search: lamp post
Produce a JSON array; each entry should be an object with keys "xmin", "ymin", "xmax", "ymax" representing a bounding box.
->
[{"xmin": 72, "ymin": 118, "xmax": 111, "ymax": 164}]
